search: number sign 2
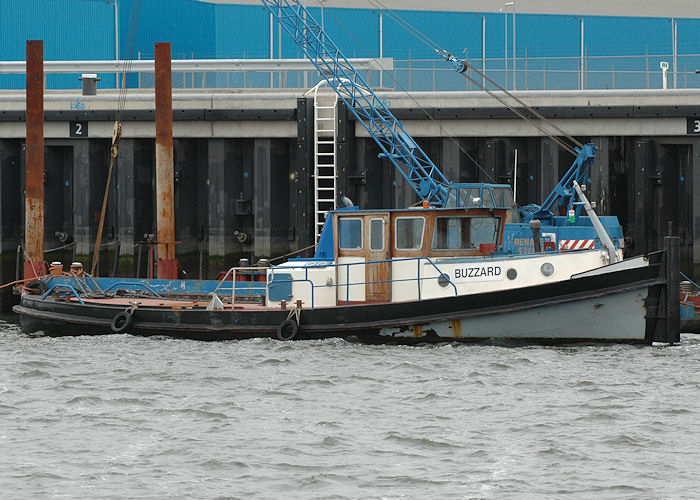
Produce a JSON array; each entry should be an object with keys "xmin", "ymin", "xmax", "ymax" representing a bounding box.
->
[
  {"xmin": 688, "ymin": 118, "xmax": 700, "ymax": 135},
  {"xmin": 69, "ymin": 120, "xmax": 88, "ymax": 138}
]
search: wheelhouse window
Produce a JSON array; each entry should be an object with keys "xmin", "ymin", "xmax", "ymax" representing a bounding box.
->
[
  {"xmin": 453, "ymin": 187, "xmax": 494, "ymax": 208},
  {"xmin": 431, "ymin": 216, "xmax": 500, "ymax": 250},
  {"xmin": 470, "ymin": 216, "xmax": 500, "ymax": 247},
  {"xmin": 369, "ymin": 218, "xmax": 385, "ymax": 251},
  {"xmin": 395, "ymin": 217, "xmax": 425, "ymax": 250},
  {"xmin": 432, "ymin": 216, "xmax": 471, "ymax": 250},
  {"xmin": 492, "ymin": 186, "xmax": 514, "ymax": 208},
  {"xmin": 339, "ymin": 218, "xmax": 363, "ymax": 250}
]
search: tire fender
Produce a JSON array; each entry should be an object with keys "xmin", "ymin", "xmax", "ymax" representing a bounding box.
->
[
  {"xmin": 110, "ymin": 310, "xmax": 133, "ymax": 334},
  {"xmin": 277, "ymin": 319, "xmax": 298, "ymax": 341}
]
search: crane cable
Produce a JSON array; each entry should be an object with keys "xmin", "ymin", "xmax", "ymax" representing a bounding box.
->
[
  {"xmin": 315, "ymin": 0, "xmax": 495, "ymax": 182},
  {"xmin": 365, "ymin": 0, "xmax": 584, "ymax": 155},
  {"xmin": 91, "ymin": 0, "xmax": 143, "ymax": 275}
]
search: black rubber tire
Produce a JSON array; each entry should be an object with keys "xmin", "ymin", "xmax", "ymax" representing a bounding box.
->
[
  {"xmin": 277, "ymin": 319, "xmax": 298, "ymax": 341},
  {"xmin": 110, "ymin": 311, "xmax": 133, "ymax": 334}
]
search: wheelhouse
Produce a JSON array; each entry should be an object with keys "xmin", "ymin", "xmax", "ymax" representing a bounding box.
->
[
  {"xmin": 333, "ymin": 207, "xmax": 507, "ymax": 260},
  {"xmin": 311, "ymin": 206, "xmax": 508, "ymax": 304}
]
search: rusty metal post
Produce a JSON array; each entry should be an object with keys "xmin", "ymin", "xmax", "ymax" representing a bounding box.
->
[
  {"xmin": 154, "ymin": 42, "xmax": 177, "ymax": 279},
  {"xmin": 24, "ymin": 40, "xmax": 46, "ymax": 279}
]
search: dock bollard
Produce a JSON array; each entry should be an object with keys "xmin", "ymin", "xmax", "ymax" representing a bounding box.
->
[
  {"xmin": 49, "ymin": 261, "xmax": 63, "ymax": 276},
  {"xmin": 70, "ymin": 262, "xmax": 84, "ymax": 277},
  {"xmin": 78, "ymin": 73, "xmax": 100, "ymax": 96}
]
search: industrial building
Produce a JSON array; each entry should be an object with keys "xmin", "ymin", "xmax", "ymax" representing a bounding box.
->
[{"xmin": 2, "ymin": 0, "xmax": 699, "ymax": 91}]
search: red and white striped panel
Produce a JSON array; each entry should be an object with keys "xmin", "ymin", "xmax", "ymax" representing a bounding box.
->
[{"xmin": 559, "ymin": 239, "xmax": 595, "ymax": 251}]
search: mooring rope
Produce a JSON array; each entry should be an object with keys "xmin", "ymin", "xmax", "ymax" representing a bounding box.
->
[{"xmin": 91, "ymin": 0, "xmax": 142, "ymax": 275}]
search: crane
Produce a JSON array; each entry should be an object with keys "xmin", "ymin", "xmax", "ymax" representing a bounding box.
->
[
  {"xmin": 263, "ymin": 0, "xmax": 622, "ymax": 258},
  {"xmin": 261, "ymin": 0, "xmax": 509, "ymax": 209}
]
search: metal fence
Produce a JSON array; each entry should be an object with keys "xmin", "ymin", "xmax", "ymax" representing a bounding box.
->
[
  {"xmin": 2, "ymin": 53, "xmax": 699, "ymax": 92},
  {"xmin": 134, "ymin": 53, "xmax": 700, "ymax": 92},
  {"xmin": 387, "ymin": 54, "xmax": 700, "ymax": 92}
]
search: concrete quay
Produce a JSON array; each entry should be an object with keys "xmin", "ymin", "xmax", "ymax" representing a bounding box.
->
[{"xmin": 0, "ymin": 87, "xmax": 698, "ymax": 309}]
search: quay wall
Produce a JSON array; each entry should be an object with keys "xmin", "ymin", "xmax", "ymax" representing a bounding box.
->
[{"xmin": 0, "ymin": 88, "xmax": 699, "ymax": 309}]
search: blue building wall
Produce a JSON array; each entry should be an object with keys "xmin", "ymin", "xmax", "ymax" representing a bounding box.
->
[
  {"xmin": 1, "ymin": 0, "xmax": 698, "ymax": 90},
  {"xmin": 0, "ymin": 0, "xmax": 115, "ymax": 88}
]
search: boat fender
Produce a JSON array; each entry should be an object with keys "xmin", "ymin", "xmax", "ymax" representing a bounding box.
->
[
  {"xmin": 110, "ymin": 303, "xmax": 139, "ymax": 334},
  {"xmin": 110, "ymin": 311, "xmax": 132, "ymax": 333},
  {"xmin": 277, "ymin": 319, "xmax": 298, "ymax": 341}
]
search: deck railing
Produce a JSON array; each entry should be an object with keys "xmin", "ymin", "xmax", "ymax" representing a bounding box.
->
[{"xmin": 214, "ymin": 256, "xmax": 459, "ymax": 309}]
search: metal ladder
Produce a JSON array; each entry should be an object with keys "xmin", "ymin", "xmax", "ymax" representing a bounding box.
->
[{"xmin": 312, "ymin": 85, "xmax": 338, "ymax": 242}]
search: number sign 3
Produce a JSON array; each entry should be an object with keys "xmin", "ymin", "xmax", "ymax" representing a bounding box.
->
[{"xmin": 688, "ymin": 118, "xmax": 700, "ymax": 135}]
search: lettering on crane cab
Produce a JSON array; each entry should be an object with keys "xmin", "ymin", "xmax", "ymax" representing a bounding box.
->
[{"xmin": 452, "ymin": 264, "xmax": 503, "ymax": 282}]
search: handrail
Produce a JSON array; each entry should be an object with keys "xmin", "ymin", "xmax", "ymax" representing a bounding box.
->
[
  {"xmin": 0, "ymin": 58, "xmax": 394, "ymax": 75},
  {"xmin": 213, "ymin": 267, "xmax": 268, "ymax": 307},
  {"xmin": 213, "ymin": 257, "xmax": 460, "ymax": 309},
  {"xmin": 102, "ymin": 281, "xmax": 163, "ymax": 298},
  {"xmin": 268, "ymin": 256, "xmax": 459, "ymax": 308},
  {"xmin": 422, "ymin": 256, "xmax": 459, "ymax": 296},
  {"xmin": 41, "ymin": 284, "xmax": 85, "ymax": 304}
]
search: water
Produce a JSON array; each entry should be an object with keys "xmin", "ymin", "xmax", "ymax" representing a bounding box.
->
[{"xmin": 1, "ymin": 315, "xmax": 699, "ymax": 499}]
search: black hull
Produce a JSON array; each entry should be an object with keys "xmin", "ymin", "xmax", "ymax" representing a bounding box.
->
[
  {"xmin": 680, "ymin": 319, "xmax": 700, "ymax": 334},
  {"xmin": 13, "ymin": 251, "xmax": 679, "ymax": 344}
]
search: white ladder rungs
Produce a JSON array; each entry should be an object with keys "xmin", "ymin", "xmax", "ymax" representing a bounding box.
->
[{"xmin": 313, "ymin": 90, "xmax": 338, "ymax": 243}]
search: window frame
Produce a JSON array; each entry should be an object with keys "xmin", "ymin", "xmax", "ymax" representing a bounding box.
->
[
  {"xmin": 369, "ymin": 218, "xmax": 386, "ymax": 252},
  {"xmin": 394, "ymin": 216, "xmax": 426, "ymax": 251},
  {"xmin": 431, "ymin": 215, "xmax": 473, "ymax": 251},
  {"xmin": 338, "ymin": 217, "xmax": 364, "ymax": 250}
]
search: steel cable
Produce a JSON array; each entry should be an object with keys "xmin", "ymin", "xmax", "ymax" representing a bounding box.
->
[
  {"xmin": 315, "ymin": 0, "xmax": 494, "ymax": 182},
  {"xmin": 365, "ymin": 0, "xmax": 583, "ymax": 155}
]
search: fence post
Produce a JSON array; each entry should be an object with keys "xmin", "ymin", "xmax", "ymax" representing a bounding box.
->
[
  {"xmin": 543, "ymin": 59, "xmax": 546, "ymax": 90},
  {"xmin": 645, "ymin": 46, "xmax": 649, "ymax": 89}
]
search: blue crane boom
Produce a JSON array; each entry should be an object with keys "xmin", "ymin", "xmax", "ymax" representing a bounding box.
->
[
  {"xmin": 261, "ymin": 0, "xmax": 454, "ymax": 206},
  {"xmin": 527, "ymin": 143, "xmax": 598, "ymax": 223},
  {"xmin": 264, "ymin": 0, "xmax": 622, "ymax": 257}
]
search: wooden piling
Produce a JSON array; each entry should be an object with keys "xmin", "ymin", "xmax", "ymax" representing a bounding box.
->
[
  {"xmin": 24, "ymin": 40, "xmax": 46, "ymax": 278},
  {"xmin": 154, "ymin": 42, "xmax": 177, "ymax": 279},
  {"xmin": 664, "ymin": 235, "xmax": 680, "ymax": 343}
]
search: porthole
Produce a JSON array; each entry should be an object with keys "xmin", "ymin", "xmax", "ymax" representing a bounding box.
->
[
  {"xmin": 540, "ymin": 262, "xmax": 554, "ymax": 277},
  {"xmin": 437, "ymin": 273, "xmax": 450, "ymax": 287},
  {"xmin": 506, "ymin": 268, "xmax": 517, "ymax": 280}
]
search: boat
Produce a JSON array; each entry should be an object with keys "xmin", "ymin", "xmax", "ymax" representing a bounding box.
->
[
  {"xmin": 14, "ymin": 195, "xmax": 680, "ymax": 343},
  {"xmin": 680, "ymin": 279, "xmax": 700, "ymax": 333},
  {"xmin": 13, "ymin": 0, "xmax": 681, "ymax": 344}
]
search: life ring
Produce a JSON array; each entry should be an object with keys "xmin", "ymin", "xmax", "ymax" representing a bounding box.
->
[
  {"xmin": 277, "ymin": 319, "xmax": 298, "ymax": 341},
  {"xmin": 110, "ymin": 310, "xmax": 133, "ymax": 333}
]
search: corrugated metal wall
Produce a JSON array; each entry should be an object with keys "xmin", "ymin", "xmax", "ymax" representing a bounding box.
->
[{"xmin": 1, "ymin": 0, "xmax": 698, "ymax": 90}]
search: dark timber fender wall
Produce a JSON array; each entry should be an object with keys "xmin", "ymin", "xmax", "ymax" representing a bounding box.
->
[
  {"xmin": 664, "ymin": 235, "xmax": 681, "ymax": 343},
  {"xmin": 652, "ymin": 236, "xmax": 680, "ymax": 343}
]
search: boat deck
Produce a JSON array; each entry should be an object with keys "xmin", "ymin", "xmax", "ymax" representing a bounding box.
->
[{"xmin": 73, "ymin": 296, "xmax": 269, "ymax": 311}]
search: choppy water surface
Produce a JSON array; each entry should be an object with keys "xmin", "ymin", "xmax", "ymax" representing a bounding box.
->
[{"xmin": 1, "ymin": 316, "xmax": 699, "ymax": 499}]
